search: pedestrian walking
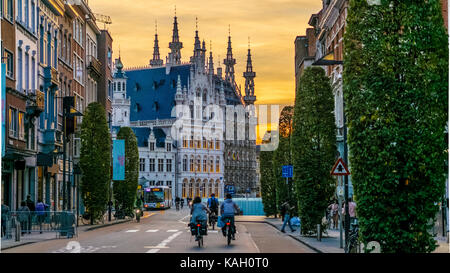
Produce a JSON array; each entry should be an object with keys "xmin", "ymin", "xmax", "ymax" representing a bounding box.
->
[
  {"xmin": 343, "ymin": 197, "xmax": 357, "ymax": 227},
  {"xmin": 18, "ymin": 201, "xmax": 31, "ymax": 235},
  {"xmin": 25, "ymin": 195, "xmax": 35, "ymax": 233},
  {"xmin": 328, "ymin": 200, "xmax": 339, "ymax": 229},
  {"xmin": 35, "ymin": 199, "xmax": 49, "ymax": 234},
  {"xmin": 1, "ymin": 202, "xmax": 10, "ymax": 238},
  {"xmin": 280, "ymin": 200, "xmax": 296, "ymax": 233}
]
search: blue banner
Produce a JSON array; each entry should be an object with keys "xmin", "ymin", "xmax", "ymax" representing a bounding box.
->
[
  {"xmin": 1, "ymin": 63, "xmax": 5, "ymax": 157},
  {"xmin": 112, "ymin": 139, "xmax": 125, "ymax": 181}
]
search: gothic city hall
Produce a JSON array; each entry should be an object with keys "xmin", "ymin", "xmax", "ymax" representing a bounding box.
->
[{"xmin": 111, "ymin": 14, "xmax": 258, "ymax": 200}]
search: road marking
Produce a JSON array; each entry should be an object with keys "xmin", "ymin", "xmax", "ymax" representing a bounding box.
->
[
  {"xmin": 209, "ymin": 230, "xmax": 218, "ymax": 233},
  {"xmin": 146, "ymin": 229, "xmax": 159, "ymax": 232},
  {"xmin": 125, "ymin": 229, "xmax": 139, "ymax": 233},
  {"xmin": 167, "ymin": 230, "xmax": 178, "ymax": 232},
  {"xmin": 142, "ymin": 212, "xmax": 156, "ymax": 219},
  {"xmin": 144, "ymin": 231, "xmax": 183, "ymax": 253}
]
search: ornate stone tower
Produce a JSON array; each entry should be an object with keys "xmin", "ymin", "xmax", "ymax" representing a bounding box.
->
[
  {"xmin": 243, "ymin": 44, "xmax": 256, "ymax": 105},
  {"xmin": 223, "ymin": 27, "xmax": 236, "ymax": 84},
  {"xmin": 168, "ymin": 12, "xmax": 183, "ymax": 65},
  {"xmin": 150, "ymin": 21, "xmax": 163, "ymax": 67}
]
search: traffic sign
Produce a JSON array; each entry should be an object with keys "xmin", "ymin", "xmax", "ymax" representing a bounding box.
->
[
  {"xmin": 331, "ymin": 158, "xmax": 350, "ymax": 176},
  {"xmin": 282, "ymin": 165, "xmax": 293, "ymax": 178},
  {"xmin": 225, "ymin": 185, "xmax": 235, "ymax": 194}
]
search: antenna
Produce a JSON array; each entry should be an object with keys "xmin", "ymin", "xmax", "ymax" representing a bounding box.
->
[
  {"xmin": 248, "ymin": 36, "xmax": 250, "ymax": 49},
  {"xmin": 155, "ymin": 20, "xmax": 158, "ymax": 34},
  {"xmin": 196, "ymin": 17, "xmax": 198, "ymax": 31},
  {"xmin": 228, "ymin": 24, "xmax": 231, "ymax": 36},
  {"xmin": 210, "ymin": 40, "xmax": 212, "ymax": 52},
  {"xmin": 174, "ymin": 5, "xmax": 177, "ymax": 17}
]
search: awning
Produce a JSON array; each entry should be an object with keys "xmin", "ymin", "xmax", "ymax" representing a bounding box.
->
[{"xmin": 312, "ymin": 51, "xmax": 343, "ymax": 66}]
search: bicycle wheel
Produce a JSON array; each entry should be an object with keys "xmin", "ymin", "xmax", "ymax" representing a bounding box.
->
[{"xmin": 227, "ymin": 226, "xmax": 232, "ymax": 245}]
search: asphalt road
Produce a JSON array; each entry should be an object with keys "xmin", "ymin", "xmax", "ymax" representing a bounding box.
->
[{"xmin": 2, "ymin": 207, "xmax": 315, "ymax": 253}]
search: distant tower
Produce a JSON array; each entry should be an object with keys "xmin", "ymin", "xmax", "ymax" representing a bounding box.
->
[
  {"xmin": 208, "ymin": 42, "xmax": 214, "ymax": 76},
  {"xmin": 191, "ymin": 17, "xmax": 206, "ymax": 73},
  {"xmin": 243, "ymin": 41, "xmax": 256, "ymax": 105},
  {"xmin": 112, "ymin": 56, "xmax": 130, "ymax": 126},
  {"xmin": 150, "ymin": 21, "xmax": 163, "ymax": 67},
  {"xmin": 168, "ymin": 9, "xmax": 183, "ymax": 65},
  {"xmin": 224, "ymin": 26, "xmax": 236, "ymax": 84}
]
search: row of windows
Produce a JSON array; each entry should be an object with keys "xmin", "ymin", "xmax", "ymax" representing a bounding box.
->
[
  {"xmin": 2, "ymin": 0, "xmax": 14, "ymax": 21},
  {"xmin": 139, "ymin": 158, "xmax": 173, "ymax": 173},
  {"xmin": 148, "ymin": 142, "xmax": 172, "ymax": 152},
  {"xmin": 182, "ymin": 181, "xmax": 221, "ymax": 199},
  {"xmin": 16, "ymin": 47, "xmax": 36, "ymax": 92},
  {"xmin": 182, "ymin": 137, "xmax": 220, "ymax": 150},
  {"xmin": 73, "ymin": 19, "xmax": 83, "ymax": 46},
  {"xmin": 113, "ymin": 81, "xmax": 126, "ymax": 92},
  {"xmin": 17, "ymin": 0, "xmax": 36, "ymax": 34},
  {"xmin": 182, "ymin": 156, "xmax": 221, "ymax": 173},
  {"xmin": 147, "ymin": 181, "xmax": 172, "ymax": 187}
]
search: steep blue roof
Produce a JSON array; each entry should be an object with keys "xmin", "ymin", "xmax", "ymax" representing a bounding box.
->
[
  {"xmin": 125, "ymin": 65, "xmax": 191, "ymax": 121},
  {"xmin": 112, "ymin": 126, "xmax": 167, "ymax": 148}
]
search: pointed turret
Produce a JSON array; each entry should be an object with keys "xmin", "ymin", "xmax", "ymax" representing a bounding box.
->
[
  {"xmin": 150, "ymin": 21, "xmax": 163, "ymax": 67},
  {"xmin": 168, "ymin": 11, "xmax": 183, "ymax": 65},
  {"xmin": 191, "ymin": 19, "xmax": 205, "ymax": 73},
  {"xmin": 208, "ymin": 51, "xmax": 214, "ymax": 76},
  {"xmin": 224, "ymin": 28, "xmax": 236, "ymax": 83},
  {"xmin": 219, "ymin": 81, "xmax": 226, "ymax": 106},
  {"xmin": 175, "ymin": 75, "xmax": 184, "ymax": 104},
  {"xmin": 243, "ymin": 43, "xmax": 256, "ymax": 105}
]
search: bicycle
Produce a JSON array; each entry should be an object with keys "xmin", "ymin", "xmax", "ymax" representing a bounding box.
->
[
  {"xmin": 190, "ymin": 220, "xmax": 207, "ymax": 247},
  {"xmin": 223, "ymin": 217, "xmax": 235, "ymax": 246},
  {"xmin": 175, "ymin": 201, "xmax": 180, "ymax": 211},
  {"xmin": 346, "ymin": 218, "xmax": 359, "ymax": 253},
  {"xmin": 208, "ymin": 211, "xmax": 217, "ymax": 230}
]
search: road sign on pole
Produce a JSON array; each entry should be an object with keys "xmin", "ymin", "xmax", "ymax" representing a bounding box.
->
[
  {"xmin": 331, "ymin": 158, "xmax": 350, "ymax": 176},
  {"xmin": 282, "ymin": 165, "xmax": 293, "ymax": 178}
]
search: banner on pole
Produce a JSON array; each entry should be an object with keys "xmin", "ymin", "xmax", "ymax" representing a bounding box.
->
[
  {"xmin": 112, "ymin": 139, "xmax": 125, "ymax": 181},
  {"xmin": 1, "ymin": 63, "xmax": 6, "ymax": 157}
]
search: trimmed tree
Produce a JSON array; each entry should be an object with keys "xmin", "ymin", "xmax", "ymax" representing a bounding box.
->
[
  {"xmin": 292, "ymin": 66, "xmax": 337, "ymax": 236},
  {"xmin": 273, "ymin": 106, "xmax": 297, "ymax": 214},
  {"xmin": 260, "ymin": 150, "xmax": 278, "ymax": 217},
  {"xmin": 80, "ymin": 102, "xmax": 111, "ymax": 224},
  {"xmin": 113, "ymin": 127, "xmax": 139, "ymax": 217},
  {"xmin": 343, "ymin": 0, "xmax": 448, "ymax": 252}
]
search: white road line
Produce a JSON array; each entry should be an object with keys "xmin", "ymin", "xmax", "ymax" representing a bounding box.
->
[
  {"xmin": 209, "ymin": 230, "xmax": 218, "ymax": 233},
  {"xmin": 144, "ymin": 231, "xmax": 183, "ymax": 253},
  {"xmin": 125, "ymin": 229, "xmax": 139, "ymax": 233},
  {"xmin": 167, "ymin": 230, "xmax": 178, "ymax": 232},
  {"xmin": 146, "ymin": 229, "xmax": 159, "ymax": 232}
]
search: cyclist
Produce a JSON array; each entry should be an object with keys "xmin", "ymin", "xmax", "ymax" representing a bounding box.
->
[
  {"xmin": 207, "ymin": 193, "xmax": 219, "ymax": 226},
  {"xmin": 175, "ymin": 196, "xmax": 181, "ymax": 211},
  {"xmin": 220, "ymin": 193, "xmax": 240, "ymax": 240},
  {"xmin": 190, "ymin": 197, "xmax": 210, "ymax": 241},
  {"xmin": 180, "ymin": 198, "xmax": 184, "ymax": 209}
]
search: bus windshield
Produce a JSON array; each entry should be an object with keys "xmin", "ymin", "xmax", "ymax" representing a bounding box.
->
[{"xmin": 144, "ymin": 190, "xmax": 164, "ymax": 203}]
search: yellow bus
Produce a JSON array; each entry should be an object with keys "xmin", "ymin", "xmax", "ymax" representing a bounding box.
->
[{"xmin": 143, "ymin": 186, "xmax": 172, "ymax": 210}]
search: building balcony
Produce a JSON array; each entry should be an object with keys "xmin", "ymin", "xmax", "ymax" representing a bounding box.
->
[
  {"xmin": 87, "ymin": 55, "xmax": 102, "ymax": 79},
  {"xmin": 44, "ymin": 66, "xmax": 59, "ymax": 87},
  {"xmin": 43, "ymin": 129, "xmax": 63, "ymax": 149},
  {"xmin": 26, "ymin": 89, "xmax": 45, "ymax": 118}
]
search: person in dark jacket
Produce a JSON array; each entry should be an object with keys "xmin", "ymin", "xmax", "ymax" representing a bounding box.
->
[
  {"xmin": 280, "ymin": 200, "xmax": 296, "ymax": 233},
  {"xmin": 25, "ymin": 195, "xmax": 35, "ymax": 233},
  {"xmin": 18, "ymin": 201, "xmax": 31, "ymax": 235}
]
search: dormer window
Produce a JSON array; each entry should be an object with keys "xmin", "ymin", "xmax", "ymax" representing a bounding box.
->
[
  {"xmin": 150, "ymin": 142, "xmax": 155, "ymax": 151},
  {"xmin": 166, "ymin": 143, "xmax": 171, "ymax": 152}
]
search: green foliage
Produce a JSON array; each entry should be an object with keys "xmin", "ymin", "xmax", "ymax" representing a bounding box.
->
[
  {"xmin": 273, "ymin": 106, "xmax": 298, "ymax": 215},
  {"xmin": 80, "ymin": 102, "xmax": 111, "ymax": 223},
  {"xmin": 343, "ymin": 0, "xmax": 448, "ymax": 252},
  {"xmin": 292, "ymin": 66, "xmax": 337, "ymax": 236},
  {"xmin": 260, "ymin": 150, "xmax": 278, "ymax": 217},
  {"xmin": 113, "ymin": 127, "xmax": 139, "ymax": 216}
]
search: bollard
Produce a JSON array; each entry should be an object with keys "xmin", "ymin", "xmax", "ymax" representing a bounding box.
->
[
  {"xmin": 15, "ymin": 221, "xmax": 21, "ymax": 242},
  {"xmin": 317, "ymin": 224, "xmax": 321, "ymax": 241}
]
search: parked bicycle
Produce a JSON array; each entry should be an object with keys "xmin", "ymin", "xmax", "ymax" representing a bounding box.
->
[{"xmin": 346, "ymin": 218, "xmax": 359, "ymax": 253}]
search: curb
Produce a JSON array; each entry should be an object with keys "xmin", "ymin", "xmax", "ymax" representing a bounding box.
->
[
  {"xmin": 1, "ymin": 219, "xmax": 132, "ymax": 251},
  {"xmin": 83, "ymin": 219, "xmax": 132, "ymax": 231}
]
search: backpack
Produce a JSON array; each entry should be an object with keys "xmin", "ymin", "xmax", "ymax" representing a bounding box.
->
[
  {"xmin": 209, "ymin": 198, "xmax": 218, "ymax": 209},
  {"xmin": 36, "ymin": 202, "xmax": 45, "ymax": 215}
]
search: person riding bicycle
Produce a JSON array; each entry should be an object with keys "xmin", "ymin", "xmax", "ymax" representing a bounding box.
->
[
  {"xmin": 207, "ymin": 193, "xmax": 219, "ymax": 224},
  {"xmin": 180, "ymin": 198, "xmax": 184, "ymax": 209},
  {"xmin": 220, "ymin": 193, "xmax": 240, "ymax": 240},
  {"xmin": 175, "ymin": 196, "xmax": 181, "ymax": 210},
  {"xmin": 190, "ymin": 197, "xmax": 210, "ymax": 241},
  {"xmin": 135, "ymin": 196, "xmax": 144, "ymax": 217}
]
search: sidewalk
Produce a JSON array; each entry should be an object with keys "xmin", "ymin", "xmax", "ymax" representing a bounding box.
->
[
  {"xmin": 0, "ymin": 212, "xmax": 144, "ymax": 251},
  {"xmin": 242, "ymin": 216, "xmax": 449, "ymax": 253}
]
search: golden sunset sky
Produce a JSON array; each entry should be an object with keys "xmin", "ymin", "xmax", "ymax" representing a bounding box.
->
[{"xmin": 89, "ymin": 0, "xmax": 322, "ymax": 106}]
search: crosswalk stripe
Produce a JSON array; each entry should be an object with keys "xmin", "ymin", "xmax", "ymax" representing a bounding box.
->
[
  {"xmin": 126, "ymin": 230, "xmax": 139, "ymax": 233},
  {"xmin": 146, "ymin": 249, "xmax": 160, "ymax": 253},
  {"xmin": 146, "ymin": 229, "xmax": 159, "ymax": 232},
  {"xmin": 167, "ymin": 230, "xmax": 178, "ymax": 232}
]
